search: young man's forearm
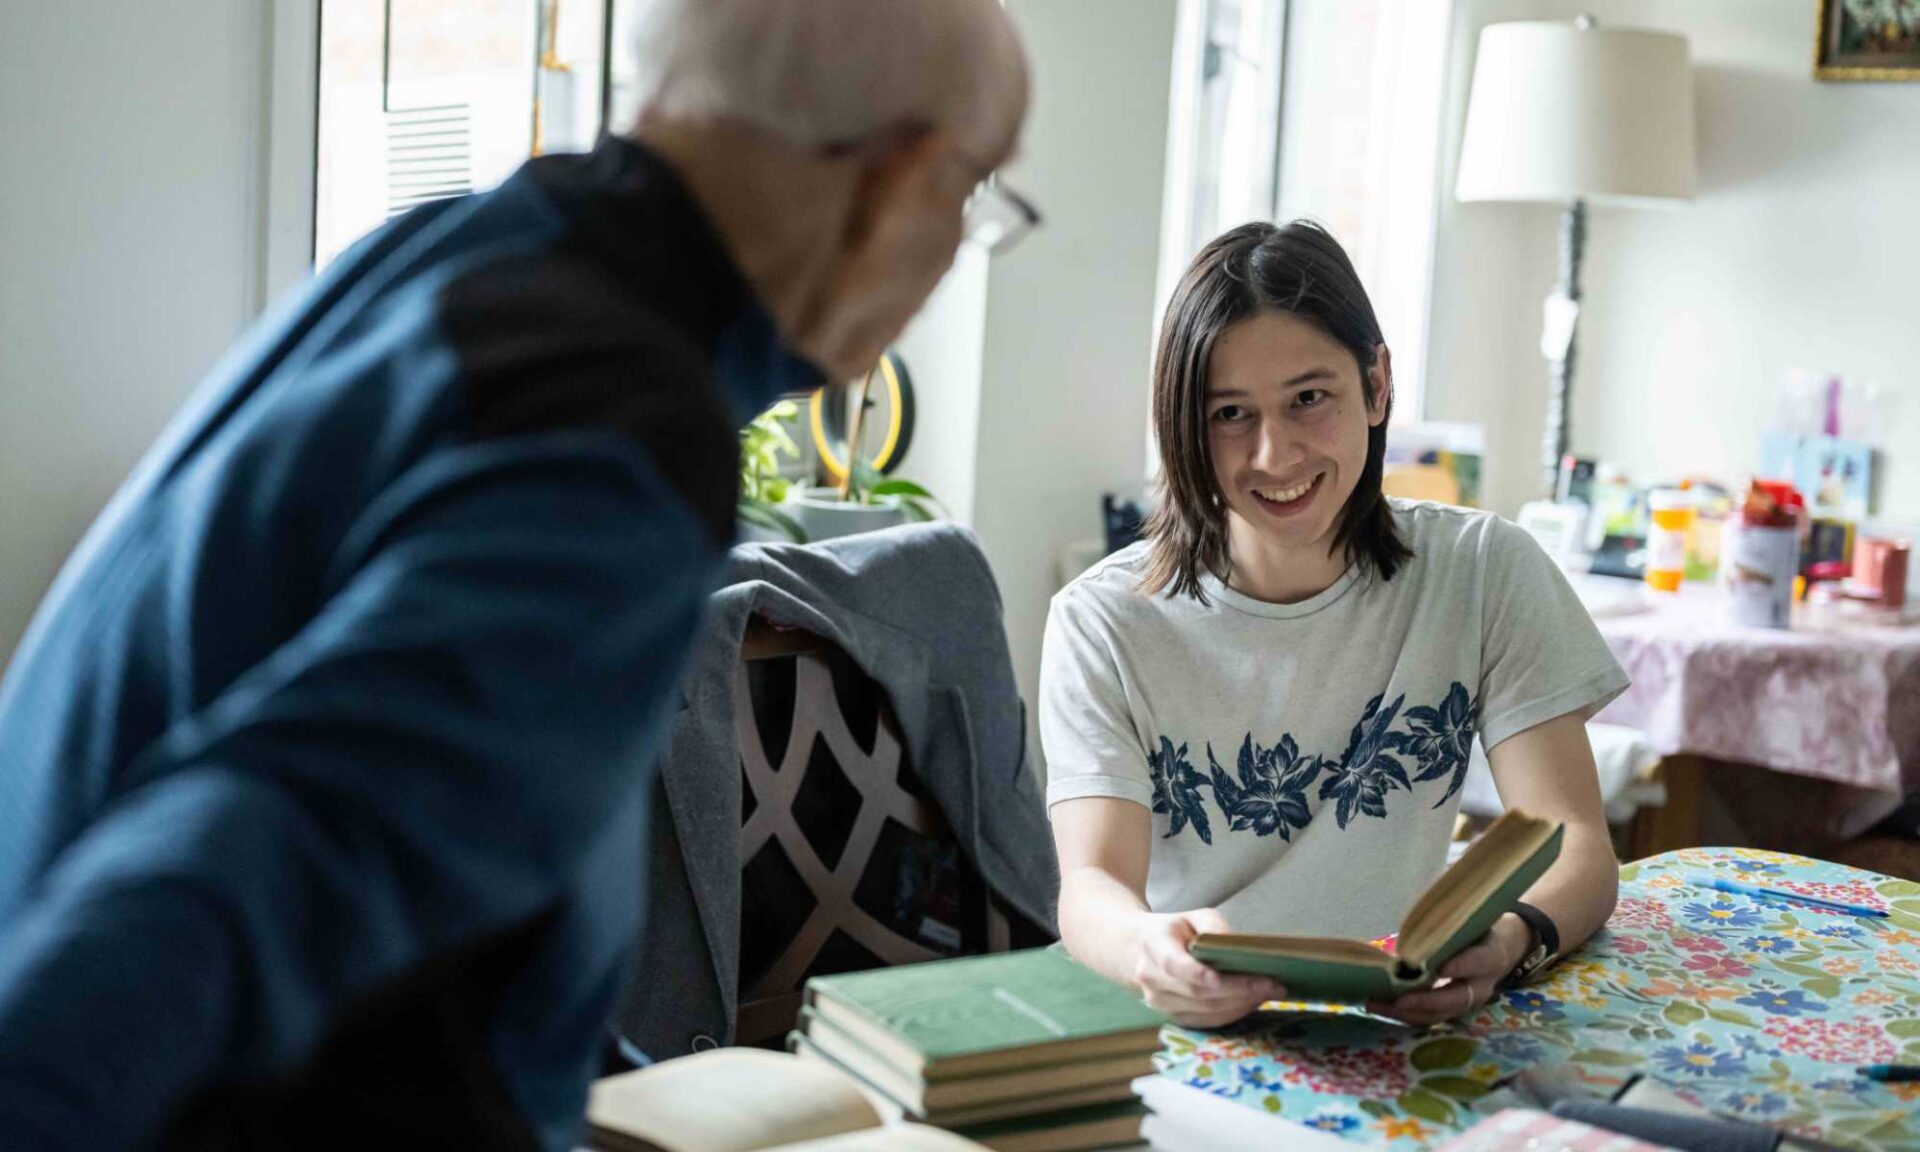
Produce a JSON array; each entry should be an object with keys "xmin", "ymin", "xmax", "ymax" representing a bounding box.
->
[
  {"xmin": 1517, "ymin": 821, "xmax": 1619, "ymax": 956},
  {"xmin": 1058, "ymin": 866, "xmax": 1153, "ymax": 991}
]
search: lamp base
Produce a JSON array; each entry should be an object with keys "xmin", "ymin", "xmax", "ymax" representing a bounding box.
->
[{"xmin": 1541, "ymin": 198, "xmax": 1586, "ymax": 498}]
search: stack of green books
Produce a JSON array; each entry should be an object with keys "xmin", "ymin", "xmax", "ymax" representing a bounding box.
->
[{"xmin": 790, "ymin": 948, "xmax": 1165, "ymax": 1152}]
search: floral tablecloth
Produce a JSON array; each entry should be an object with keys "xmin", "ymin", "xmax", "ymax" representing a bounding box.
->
[
  {"xmin": 1584, "ymin": 581, "xmax": 1920, "ymax": 794},
  {"xmin": 1158, "ymin": 848, "xmax": 1920, "ymax": 1151}
]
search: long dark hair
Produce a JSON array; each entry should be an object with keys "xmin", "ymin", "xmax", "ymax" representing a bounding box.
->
[{"xmin": 1141, "ymin": 220, "xmax": 1411, "ymax": 602}]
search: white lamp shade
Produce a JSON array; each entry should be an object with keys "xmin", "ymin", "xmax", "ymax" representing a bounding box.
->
[{"xmin": 1456, "ymin": 21, "xmax": 1695, "ymax": 206}]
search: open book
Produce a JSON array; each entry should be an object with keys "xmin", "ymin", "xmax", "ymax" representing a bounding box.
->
[
  {"xmin": 587, "ymin": 1049, "xmax": 984, "ymax": 1152},
  {"xmin": 1189, "ymin": 810, "xmax": 1563, "ymax": 1002}
]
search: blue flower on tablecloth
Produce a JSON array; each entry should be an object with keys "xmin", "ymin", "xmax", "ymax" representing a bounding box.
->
[
  {"xmin": 1480, "ymin": 1031, "xmax": 1549, "ymax": 1064},
  {"xmin": 1729, "ymin": 1034, "xmax": 1783, "ymax": 1059},
  {"xmin": 1722, "ymin": 1090, "xmax": 1788, "ymax": 1117},
  {"xmin": 1149, "ymin": 737, "xmax": 1213, "ymax": 844},
  {"xmin": 1815, "ymin": 923, "xmax": 1863, "ymax": 939},
  {"xmin": 1734, "ymin": 989, "xmax": 1827, "ymax": 1017},
  {"xmin": 1235, "ymin": 1065, "xmax": 1272, "ymax": 1092},
  {"xmin": 1184, "ymin": 1074, "xmax": 1241, "ymax": 1099},
  {"xmin": 1319, "ymin": 693, "xmax": 1411, "ymax": 828},
  {"xmin": 1304, "ymin": 1108, "xmax": 1363, "ymax": 1134},
  {"xmin": 1743, "ymin": 935, "xmax": 1796, "ymax": 954},
  {"xmin": 1812, "ymin": 1076, "xmax": 1874, "ymax": 1096},
  {"xmin": 1502, "ymin": 989, "xmax": 1565, "ymax": 1021},
  {"xmin": 1682, "ymin": 899, "xmax": 1764, "ymax": 929},
  {"xmin": 1403, "ymin": 681, "xmax": 1481, "ymax": 807},
  {"xmin": 1715, "ymin": 858, "xmax": 1785, "ymax": 876},
  {"xmin": 1655, "ymin": 1042, "xmax": 1747, "ymax": 1079}
]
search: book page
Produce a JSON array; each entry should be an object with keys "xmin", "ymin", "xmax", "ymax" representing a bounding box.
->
[
  {"xmin": 588, "ymin": 1049, "xmax": 881, "ymax": 1152},
  {"xmin": 774, "ymin": 1124, "xmax": 989, "ymax": 1152}
]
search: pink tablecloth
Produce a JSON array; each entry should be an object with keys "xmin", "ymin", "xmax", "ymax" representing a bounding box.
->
[{"xmin": 1585, "ymin": 580, "xmax": 1920, "ymax": 795}]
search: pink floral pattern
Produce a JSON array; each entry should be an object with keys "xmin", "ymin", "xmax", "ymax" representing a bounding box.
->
[
  {"xmin": 1158, "ymin": 850, "xmax": 1920, "ymax": 1149},
  {"xmin": 1590, "ymin": 588, "xmax": 1920, "ymax": 792}
]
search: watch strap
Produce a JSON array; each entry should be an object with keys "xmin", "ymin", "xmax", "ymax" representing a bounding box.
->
[{"xmin": 1502, "ymin": 900, "xmax": 1561, "ymax": 988}]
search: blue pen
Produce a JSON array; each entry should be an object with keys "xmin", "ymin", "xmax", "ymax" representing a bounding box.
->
[
  {"xmin": 1684, "ymin": 872, "xmax": 1888, "ymax": 919},
  {"xmin": 1858, "ymin": 1064, "xmax": 1920, "ymax": 1082}
]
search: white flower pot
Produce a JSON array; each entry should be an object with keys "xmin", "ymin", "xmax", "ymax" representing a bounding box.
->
[{"xmin": 787, "ymin": 486, "xmax": 907, "ymax": 541}]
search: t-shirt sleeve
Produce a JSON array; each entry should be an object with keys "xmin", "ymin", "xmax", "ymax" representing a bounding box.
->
[
  {"xmin": 1476, "ymin": 517, "xmax": 1630, "ymax": 750},
  {"xmin": 1039, "ymin": 590, "xmax": 1155, "ymax": 811}
]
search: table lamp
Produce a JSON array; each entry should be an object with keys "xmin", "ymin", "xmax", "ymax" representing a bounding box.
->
[{"xmin": 1455, "ymin": 16, "xmax": 1696, "ymax": 496}]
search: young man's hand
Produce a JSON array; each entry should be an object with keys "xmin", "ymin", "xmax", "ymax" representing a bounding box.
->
[
  {"xmin": 1133, "ymin": 907, "xmax": 1283, "ymax": 1028},
  {"xmin": 1367, "ymin": 913, "xmax": 1529, "ymax": 1027}
]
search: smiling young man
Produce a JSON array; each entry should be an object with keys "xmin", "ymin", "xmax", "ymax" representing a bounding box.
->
[{"xmin": 1041, "ymin": 221, "xmax": 1626, "ymax": 1030}]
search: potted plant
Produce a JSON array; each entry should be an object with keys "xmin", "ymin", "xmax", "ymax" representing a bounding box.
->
[
  {"xmin": 738, "ymin": 401, "xmax": 808, "ymax": 543},
  {"xmin": 787, "ymin": 457, "xmax": 943, "ymax": 542}
]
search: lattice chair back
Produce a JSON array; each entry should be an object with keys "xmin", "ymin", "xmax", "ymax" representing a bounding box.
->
[{"xmin": 733, "ymin": 630, "xmax": 1049, "ymax": 1045}]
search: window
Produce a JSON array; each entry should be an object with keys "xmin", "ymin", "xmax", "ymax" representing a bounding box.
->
[
  {"xmin": 1158, "ymin": 0, "xmax": 1452, "ymax": 419},
  {"xmin": 1158, "ymin": 0, "xmax": 1285, "ymax": 309},
  {"xmin": 1273, "ymin": 0, "xmax": 1451, "ymax": 419},
  {"xmin": 313, "ymin": 0, "xmax": 618, "ymax": 270}
]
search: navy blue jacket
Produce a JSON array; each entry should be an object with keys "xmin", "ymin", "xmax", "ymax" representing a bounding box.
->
[{"xmin": 0, "ymin": 137, "xmax": 816, "ymax": 1149}]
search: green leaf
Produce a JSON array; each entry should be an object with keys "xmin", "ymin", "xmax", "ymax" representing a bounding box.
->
[
  {"xmin": 1890, "ymin": 911, "xmax": 1920, "ymax": 933},
  {"xmin": 1410, "ymin": 1037, "xmax": 1476, "ymax": 1071},
  {"xmin": 1894, "ymin": 899, "xmax": 1920, "ymax": 918},
  {"xmin": 1773, "ymin": 961, "xmax": 1829, "ymax": 980},
  {"xmin": 1424, "ymin": 1076, "xmax": 1493, "ymax": 1100},
  {"xmin": 1878, "ymin": 880, "xmax": 1920, "ymax": 899},
  {"xmin": 1396, "ymin": 1089, "xmax": 1455, "ymax": 1125},
  {"xmin": 1164, "ymin": 1034, "xmax": 1195, "ymax": 1057},
  {"xmin": 1619, "ymin": 864, "xmax": 1642, "ymax": 882},
  {"xmin": 738, "ymin": 501, "xmax": 808, "ymax": 543},
  {"xmin": 1900, "ymin": 1041, "xmax": 1920, "ymax": 1063},
  {"xmin": 1802, "ymin": 977, "xmax": 1843, "ymax": 1000},
  {"xmin": 869, "ymin": 478, "xmax": 936, "ymax": 500},
  {"xmin": 1262, "ymin": 1095, "xmax": 1281, "ymax": 1113},
  {"xmin": 1359, "ymin": 1100, "xmax": 1394, "ymax": 1120},
  {"xmin": 899, "ymin": 499, "xmax": 936, "ymax": 523},
  {"xmin": 1570, "ymin": 1049, "xmax": 1645, "ymax": 1067},
  {"xmin": 1664, "ymin": 1002, "xmax": 1706, "ymax": 1026},
  {"xmin": 1887, "ymin": 1019, "xmax": 1920, "ymax": 1039},
  {"xmin": 1706, "ymin": 1007, "xmax": 1756, "ymax": 1027}
]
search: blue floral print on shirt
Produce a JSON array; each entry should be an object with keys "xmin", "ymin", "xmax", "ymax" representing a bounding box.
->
[{"xmin": 1149, "ymin": 682, "xmax": 1481, "ymax": 840}]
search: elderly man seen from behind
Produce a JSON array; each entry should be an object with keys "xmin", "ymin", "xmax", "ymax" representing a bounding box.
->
[{"xmin": 0, "ymin": 2, "xmax": 1029, "ymax": 1149}]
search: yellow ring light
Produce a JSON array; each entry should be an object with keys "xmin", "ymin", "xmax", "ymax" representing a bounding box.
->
[{"xmin": 809, "ymin": 351, "xmax": 913, "ymax": 483}]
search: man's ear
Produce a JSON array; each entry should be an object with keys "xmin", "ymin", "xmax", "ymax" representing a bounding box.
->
[
  {"xmin": 840, "ymin": 127, "xmax": 959, "ymax": 251},
  {"xmin": 1366, "ymin": 343, "xmax": 1393, "ymax": 429}
]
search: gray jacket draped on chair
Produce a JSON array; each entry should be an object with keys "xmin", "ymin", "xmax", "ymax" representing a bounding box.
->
[{"xmin": 614, "ymin": 522, "xmax": 1059, "ymax": 1060}]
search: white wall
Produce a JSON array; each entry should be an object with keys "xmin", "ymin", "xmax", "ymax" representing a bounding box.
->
[
  {"xmin": 892, "ymin": 249, "xmax": 990, "ymax": 528},
  {"xmin": 971, "ymin": 0, "xmax": 1178, "ymax": 760},
  {"xmin": 1428, "ymin": 0, "xmax": 1920, "ymax": 520},
  {"xmin": 0, "ymin": 1, "xmax": 273, "ymax": 666}
]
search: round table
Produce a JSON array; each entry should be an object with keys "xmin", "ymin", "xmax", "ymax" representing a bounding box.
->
[{"xmin": 1158, "ymin": 848, "xmax": 1920, "ymax": 1150}]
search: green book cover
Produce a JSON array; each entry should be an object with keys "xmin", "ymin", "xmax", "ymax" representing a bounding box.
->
[
  {"xmin": 952, "ymin": 1099, "xmax": 1147, "ymax": 1142},
  {"xmin": 803, "ymin": 947, "xmax": 1165, "ymax": 1070},
  {"xmin": 1189, "ymin": 814, "xmax": 1563, "ymax": 1002}
]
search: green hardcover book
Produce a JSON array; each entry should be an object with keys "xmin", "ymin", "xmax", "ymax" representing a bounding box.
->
[
  {"xmin": 801, "ymin": 947, "xmax": 1165, "ymax": 1082},
  {"xmin": 1190, "ymin": 810, "xmax": 1564, "ymax": 1002},
  {"xmin": 797, "ymin": 1008, "xmax": 1153, "ymax": 1116},
  {"xmin": 954, "ymin": 1099, "xmax": 1147, "ymax": 1152}
]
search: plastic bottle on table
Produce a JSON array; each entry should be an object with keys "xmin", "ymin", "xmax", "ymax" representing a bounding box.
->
[{"xmin": 1645, "ymin": 489, "xmax": 1694, "ymax": 593}]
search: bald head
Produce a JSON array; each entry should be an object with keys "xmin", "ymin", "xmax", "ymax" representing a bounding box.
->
[{"xmin": 628, "ymin": 0, "xmax": 1029, "ymax": 162}]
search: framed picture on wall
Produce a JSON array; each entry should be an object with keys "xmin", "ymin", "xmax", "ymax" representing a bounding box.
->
[{"xmin": 1816, "ymin": 0, "xmax": 1920, "ymax": 80}]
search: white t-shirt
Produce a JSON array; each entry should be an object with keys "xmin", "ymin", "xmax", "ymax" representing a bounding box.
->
[{"xmin": 1040, "ymin": 500, "xmax": 1628, "ymax": 941}]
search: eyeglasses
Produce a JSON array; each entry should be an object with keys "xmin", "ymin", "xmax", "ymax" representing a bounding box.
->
[{"xmin": 963, "ymin": 173, "xmax": 1042, "ymax": 255}]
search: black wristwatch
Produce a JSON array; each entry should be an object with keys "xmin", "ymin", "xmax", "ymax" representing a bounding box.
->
[{"xmin": 1500, "ymin": 901, "xmax": 1561, "ymax": 989}]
